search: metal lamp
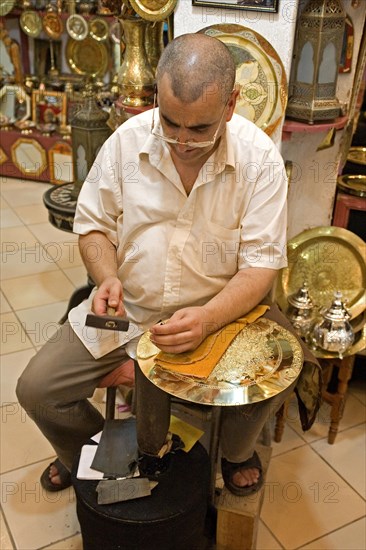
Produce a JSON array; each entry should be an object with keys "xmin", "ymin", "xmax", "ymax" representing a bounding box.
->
[
  {"xmin": 70, "ymin": 83, "xmax": 111, "ymax": 198},
  {"xmin": 286, "ymin": 0, "xmax": 346, "ymax": 124}
]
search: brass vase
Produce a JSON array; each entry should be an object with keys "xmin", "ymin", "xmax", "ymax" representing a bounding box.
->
[
  {"xmin": 117, "ymin": 16, "xmax": 155, "ymax": 107},
  {"xmin": 145, "ymin": 21, "xmax": 165, "ymax": 76}
]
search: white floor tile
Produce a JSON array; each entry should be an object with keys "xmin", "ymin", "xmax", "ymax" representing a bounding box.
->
[
  {"xmin": 271, "ymin": 424, "xmax": 306, "ymax": 457},
  {"xmin": 0, "ymin": 403, "xmax": 54, "ymax": 473},
  {"xmin": 46, "ymin": 241, "xmax": 83, "ymax": 270},
  {"xmin": 0, "ymin": 348, "xmax": 36, "ymax": 404},
  {"xmin": 1, "ymin": 245, "xmax": 59, "ymax": 280},
  {"xmin": 13, "ymin": 203, "xmax": 50, "ymax": 225},
  {"xmin": 261, "ymin": 446, "xmax": 365, "ymax": 549},
  {"xmin": 0, "ymin": 290, "xmax": 12, "ymax": 314},
  {"xmin": 0, "ymin": 180, "xmax": 52, "ymax": 207},
  {"xmin": 43, "ymin": 533, "xmax": 83, "ymax": 549},
  {"xmin": 312, "ymin": 424, "xmax": 366, "ymax": 499},
  {"xmin": 0, "ymin": 459, "xmax": 79, "ymax": 550},
  {"xmin": 16, "ymin": 302, "xmax": 68, "ymax": 346},
  {"xmin": 348, "ymin": 378, "xmax": 366, "ymax": 406},
  {"xmin": 1, "ymin": 271, "xmax": 75, "ymax": 310},
  {"xmin": 257, "ymin": 520, "xmax": 282, "ymax": 549},
  {"xmin": 0, "ymin": 509, "xmax": 14, "ymax": 550},
  {"xmin": 300, "ymin": 517, "xmax": 366, "ymax": 550},
  {"xmin": 0, "ymin": 208, "xmax": 23, "ymax": 229},
  {"xmin": 0, "ymin": 312, "xmax": 34, "ymax": 355},
  {"xmin": 63, "ymin": 266, "xmax": 89, "ymax": 288},
  {"xmin": 29, "ymin": 222, "xmax": 78, "ymax": 245},
  {"xmin": 0, "ymin": 225, "xmax": 41, "ymax": 250}
]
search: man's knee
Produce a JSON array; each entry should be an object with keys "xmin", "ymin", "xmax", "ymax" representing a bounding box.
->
[{"xmin": 16, "ymin": 356, "xmax": 49, "ymax": 407}]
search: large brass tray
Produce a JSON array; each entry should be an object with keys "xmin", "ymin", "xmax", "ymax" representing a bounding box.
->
[
  {"xmin": 275, "ymin": 227, "xmax": 366, "ymax": 320},
  {"xmin": 337, "ymin": 174, "xmax": 366, "ymax": 198},
  {"xmin": 136, "ymin": 318, "xmax": 303, "ymax": 406},
  {"xmin": 199, "ymin": 24, "xmax": 287, "ymax": 136}
]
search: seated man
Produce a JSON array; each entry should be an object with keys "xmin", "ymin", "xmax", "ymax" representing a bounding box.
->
[{"xmin": 17, "ymin": 33, "xmax": 319, "ymax": 495}]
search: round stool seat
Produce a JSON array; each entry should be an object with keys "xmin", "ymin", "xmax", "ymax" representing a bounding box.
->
[{"xmin": 71, "ymin": 442, "xmax": 210, "ymax": 550}]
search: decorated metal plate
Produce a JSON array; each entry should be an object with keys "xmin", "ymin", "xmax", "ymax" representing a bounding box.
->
[
  {"xmin": 347, "ymin": 146, "xmax": 366, "ymax": 166},
  {"xmin": 89, "ymin": 17, "xmax": 109, "ymax": 41},
  {"xmin": 129, "ymin": 0, "xmax": 177, "ymax": 21},
  {"xmin": 137, "ymin": 318, "xmax": 303, "ymax": 406},
  {"xmin": 20, "ymin": 10, "xmax": 42, "ymax": 38},
  {"xmin": 43, "ymin": 12, "xmax": 64, "ymax": 40},
  {"xmin": 66, "ymin": 37, "xmax": 109, "ymax": 78},
  {"xmin": 275, "ymin": 227, "xmax": 366, "ymax": 321},
  {"xmin": 199, "ymin": 24, "xmax": 287, "ymax": 136},
  {"xmin": 337, "ymin": 174, "xmax": 366, "ymax": 198},
  {"xmin": 0, "ymin": 0, "xmax": 15, "ymax": 16},
  {"xmin": 66, "ymin": 14, "xmax": 89, "ymax": 41}
]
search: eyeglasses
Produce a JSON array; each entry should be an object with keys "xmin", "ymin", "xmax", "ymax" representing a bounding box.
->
[{"xmin": 150, "ymin": 93, "xmax": 229, "ymax": 149}]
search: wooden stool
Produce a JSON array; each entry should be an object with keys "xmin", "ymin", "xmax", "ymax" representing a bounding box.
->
[{"xmin": 319, "ymin": 355, "xmax": 356, "ymax": 444}]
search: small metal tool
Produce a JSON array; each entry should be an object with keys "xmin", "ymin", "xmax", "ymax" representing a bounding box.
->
[{"xmin": 85, "ymin": 307, "xmax": 130, "ymax": 332}]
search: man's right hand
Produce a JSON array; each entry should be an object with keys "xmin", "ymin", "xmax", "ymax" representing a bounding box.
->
[{"xmin": 92, "ymin": 276, "xmax": 125, "ymax": 317}]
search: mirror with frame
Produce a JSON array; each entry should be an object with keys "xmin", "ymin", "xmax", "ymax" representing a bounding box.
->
[{"xmin": 0, "ymin": 84, "xmax": 31, "ymax": 125}]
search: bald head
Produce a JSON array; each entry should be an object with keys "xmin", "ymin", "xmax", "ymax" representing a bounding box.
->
[{"xmin": 156, "ymin": 33, "xmax": 235, "ymax": 105}]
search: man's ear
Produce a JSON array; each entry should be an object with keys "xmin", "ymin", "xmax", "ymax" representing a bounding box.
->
[{"xmin": 226, "ymin": 88, "xmax": 239, "ymax": 122}]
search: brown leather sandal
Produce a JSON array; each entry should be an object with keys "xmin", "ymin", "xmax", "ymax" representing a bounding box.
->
[
  {"xmin": 40, "ymin": 458, "xmax": 72, "ymax": 492},
  {"xmin": 221, "ymin": 451, "xmax": 263, "ymax": 496}
]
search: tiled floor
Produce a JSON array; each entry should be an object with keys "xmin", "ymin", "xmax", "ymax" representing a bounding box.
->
[{"xmin": 1, "ymin": 177, "xmax": 365, "ymax": 550}]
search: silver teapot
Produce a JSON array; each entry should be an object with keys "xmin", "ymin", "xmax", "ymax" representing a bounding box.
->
[
  {"xmin": 311, "ymin": 291, "xmax": 354, "ymax": 358},
  {"xmin": 286, "ymin": 282, "xmax": 315, "ymax": 339}
]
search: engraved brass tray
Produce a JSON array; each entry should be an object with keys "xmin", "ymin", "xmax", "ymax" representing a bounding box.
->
[
  {"xmin": 89, "ymin": 17, "xmax": 109, "ymax": 41},
  {"xmin": 199, "ymin": 24, "xmax": 287, "ymax": 136},
  {"xmin": 66, "ymin": 14, "xmax": 89, "ymax": 41},
  {"xmin": 66, "ymin": 37, "xmax": 109, "ymax": 78},
  {"xmin": 136, "ymin": 318, "xmax": 303, "ymax": 406},
  {"xmin": 0, "ymin": 0, "xmax": 15, "ymax": 16},
  {"xmin": 337, "ymin": 174, "xmax": 366, "ymax": 197},
  {"xmin": 275, "ymin": 227, "xmax": 366, "ymax": 321},
  {"xmin": 43, "ymin": 12, "xmax": 64, "ymax": 40},
  {"xmin": 129, "ymin": 0, "xmax": 177, "ymax": 21}
]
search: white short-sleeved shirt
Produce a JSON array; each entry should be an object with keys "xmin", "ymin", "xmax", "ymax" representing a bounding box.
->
[{"xmin": 70, "ymin": 110, "xmax": 288, "ymax": 358}]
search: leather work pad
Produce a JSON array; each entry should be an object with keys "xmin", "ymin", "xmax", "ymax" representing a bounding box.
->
[{"xmin": 91, "ymin": 418, "xmax": 138, "ymax": 478}]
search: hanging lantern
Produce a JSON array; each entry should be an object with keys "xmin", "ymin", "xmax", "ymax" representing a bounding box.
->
[
  {"xmin": 286, "ymin": 0, "xmax": 346, "ymax": 124},
  {"xmin": 70, "ymin": 84, "xmax": 112, "ymax": 198}
]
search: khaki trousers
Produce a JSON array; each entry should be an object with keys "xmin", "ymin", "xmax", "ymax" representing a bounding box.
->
[{"xmin": 17, "ymin": 319, "xmax": 297, "ymax": 471}]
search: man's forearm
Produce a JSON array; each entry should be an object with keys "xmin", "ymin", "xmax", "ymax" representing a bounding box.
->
[
  {"xmin": 78, "ymin": 231, "xmax": 118, "ymax": 287},
  {"xmin": 203, "ymin": 267, "xmax": 277, "ymax": 328}
]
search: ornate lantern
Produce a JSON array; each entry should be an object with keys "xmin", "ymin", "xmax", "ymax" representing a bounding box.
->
[
  {"xmin": 70, "ymin": 84, "xmax": 111, "ymax": 198},
  {"xmin": 286, "ymin": 0, "xmax": 346, "ymax": 124}
]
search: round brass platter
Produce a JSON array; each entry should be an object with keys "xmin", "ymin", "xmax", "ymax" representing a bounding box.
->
[
  {"xmin": 275, "ymin": 226, "xmax": 366, "ymax": 321},
  {"xmin": 129, "ymin": 0, "xmax": 177, "ymax": 21},
  {"xmin": 137, "ymin": 318, "xmax": 303, "ymax": 406},
  {"xmin": 89, "ymin": 17, "xmax": 109, "ymax": 41},
  {"xmin": 347, "ymin": 146, "xmax": 366, "ymax": 166},
  {"xmin": 199, "ymin": 24, "xmax": 287, "ymax": 136},
  {"xmin": 20, "ymin": 10, "xmax": 42, "ymax": 38},
  {"xmin": 66, "ymin": 14, "xmax": 89, "ymax": 41},
  {"xmin": 337, "ymin": 174, "xmax": 366, "ymax": 197},
  {"xmin": 66, "ymin": 37, "xmax": 109, "ymax": 78},
  {"xmin": 43, "ymin": 12, "xmax": 64, "ymax": 40}
]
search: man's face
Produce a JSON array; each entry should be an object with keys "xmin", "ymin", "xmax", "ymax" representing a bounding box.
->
[{"xmin": 157, "ymin": 75, "xmax": 237, "ymax": 163}]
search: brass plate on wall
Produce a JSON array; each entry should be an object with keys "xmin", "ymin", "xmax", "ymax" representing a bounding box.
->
[
  {"xmin": 129, "ymin": 0, "xmax": 177, "ymax": 21},
  {"xmin": 20, "ymin": 10, "xmax": 42, "ymax": 38},
  {"xmin": 66, "ymin": 14, "xmax": 89, "ymax": 41},
  {"xmin": 275, "ymin": 226, "xmax": 366, "ymax": 321},
  {"xmin": 137, "ymin": 318, "xmax": 303, "ymax": 406},
  {"xmin": 0, "ymin": 0, "xmax": 15, "ymax": 16},
  {"xmin": 66, "ymin": 37, "xmax": 109, "ymax": 78},
  {"xmin": 89, "ymin": 17, "xmax": 109, "ymax": 41},
  {"xmin": 43, "ymin": 12, "xmax": 64, "ymax": 40},
  {"xmin": 199, "ymin": 24, "xmax": 287, "ymax": 136}
]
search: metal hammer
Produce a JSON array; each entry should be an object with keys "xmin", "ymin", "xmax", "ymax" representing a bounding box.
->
[{"xmin": 85, "ymin": 307, "xmax": 130, "ymax": 332}]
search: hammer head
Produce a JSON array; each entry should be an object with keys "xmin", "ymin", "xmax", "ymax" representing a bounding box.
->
[{"xmin": 85, "ymin": 313, "xmax": 130, "ymax": 332}]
